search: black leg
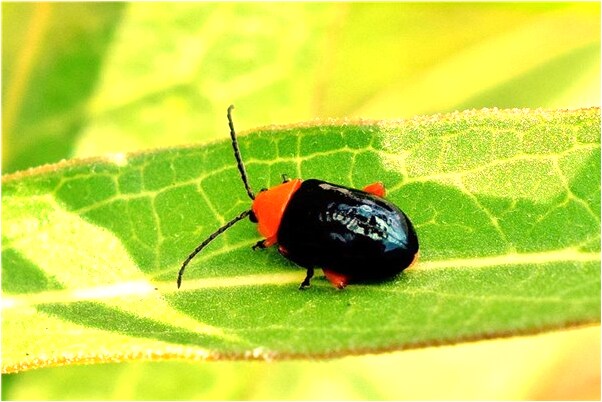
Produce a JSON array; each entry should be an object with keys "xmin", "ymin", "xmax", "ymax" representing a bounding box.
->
[
  {"xmin": 299, "ymin": 267, "xmax": 314, "ymax": 290},
  {"xmin": 281, "ymin": 173, "xmax": 290, "ymax": 183},
  {"xmin": 252, "ymin": 240, "xmax": 267, "ymax": 250}
]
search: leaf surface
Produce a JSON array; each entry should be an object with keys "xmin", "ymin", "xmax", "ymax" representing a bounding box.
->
[
  {"xmin": 1, "ymin": 2, "xmax": 124, "ymax": 173},
  {"xmin": 2, "ymin": 108, "xmax": 600, "ymax": 373}
]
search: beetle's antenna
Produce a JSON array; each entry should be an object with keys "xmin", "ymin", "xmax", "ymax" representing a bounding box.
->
[
  {"xmin": 177, "ymin": 209, "xmax": 252, "ymax": 288},
  {"xmin": 228, "ymin": 105, "xmax": 255, "ymax": 200}
]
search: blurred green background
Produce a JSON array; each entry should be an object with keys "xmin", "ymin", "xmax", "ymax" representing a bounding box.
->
[{"xmin": 2, "ymin": 2, "xmax": 600, "ymax": 399}]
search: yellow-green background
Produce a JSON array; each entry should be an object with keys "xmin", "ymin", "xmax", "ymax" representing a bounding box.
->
[{"xmin": 2, "ymin": 2, "xmax": 600, "ymax": 399}]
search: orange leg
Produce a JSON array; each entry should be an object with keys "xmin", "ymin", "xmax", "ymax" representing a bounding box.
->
[
  {"xmin": 323, "ymin": 269, "xmax": 349, "ymax": 289},
  {"xmin": 363, "ymin": 182, "xmax": 386, "ymax": 197}
]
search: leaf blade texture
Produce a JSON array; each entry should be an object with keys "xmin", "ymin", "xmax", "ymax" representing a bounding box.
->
[{"xmin": 2, "ymin": 108, "xmax": 600, "ymax": 373}]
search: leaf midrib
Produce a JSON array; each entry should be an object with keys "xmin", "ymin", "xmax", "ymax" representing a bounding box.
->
[{"xmin": 3, "ymin": 247, "xmax": 598, "ymax": 310}]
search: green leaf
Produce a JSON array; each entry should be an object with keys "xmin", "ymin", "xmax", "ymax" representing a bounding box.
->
[
  {"xmin": 4, "ymin": 3, "xmax": 599, "ymax": 175},
  {"xmin": 1, "ymin": 2, "xmax": 125, "ymax": 173},
  {"xmin": 2, "ymin": 108, "xmax": 600, "ymax": 373},
  {"xmin": 73, "ymin": 2, "xmax": 338, "ymax": 159}
]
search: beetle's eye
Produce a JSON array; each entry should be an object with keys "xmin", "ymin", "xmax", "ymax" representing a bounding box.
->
[{"xmin": 249, "ymin": 211, "xmax": 258, "ymax": 223}]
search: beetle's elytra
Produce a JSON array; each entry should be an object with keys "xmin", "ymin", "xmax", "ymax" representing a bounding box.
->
[{"xmin": 177, "ymin": 106, "xmax": 419, "ymax": 289}]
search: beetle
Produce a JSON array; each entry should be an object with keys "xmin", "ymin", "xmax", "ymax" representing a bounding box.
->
[{"xmin": 177, "ymin": 105, "xmax": 419, "ymax": 289}]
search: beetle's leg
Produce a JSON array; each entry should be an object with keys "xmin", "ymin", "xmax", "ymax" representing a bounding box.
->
[
  {"xmin": 252, "ymin": 240, "xmax": 267, "ymax": 250},
  {"xmin": 299, "ymin": 267, "xmax": 314, "ymax": 290},
  {"xmin": 323, "ymin": 269, "xmax": 349, "ymax": 289},
  {"xmin": 252, "ymin": 237, "xmax": 276, "ymax": 250},
  {"xmin": 281, "ymin": 173, "xmax": 290, "ymax": 183},
  {"xmin": 278, "ymin": 245, "xmax": 289, "ymax": 257},
  {"xmin": 363, "ymin": 182, "xmax": 386, "ymax": 197}
]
